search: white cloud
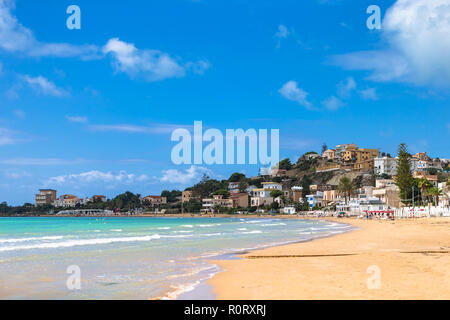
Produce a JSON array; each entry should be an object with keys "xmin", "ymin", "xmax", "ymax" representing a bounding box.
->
[
  {"xmin": 103, "ymin": 38, "xmax": 195, "ymax": 81},
  {"xmin": 337, "ymin": 77, "xmax": 356, "ymax": 98},
  {"xmin": 278, "ymin": 81, "xmax": 313, "ymax": 109},
  {"xmin": 322, "ymin": 96, "xmax": 345, "ymax": 110},
  {"xmin": 0, "ymin": 158, "xmax": 87, "ymax": 166},
  {"xmin": 89, "ymin": 123, "xmax": 192, "ymax": 134},
  {"xmin": 275, "ymin": 24, "xmax": 290, "ymax": 39},
  {"xmin": 274, "ymin": 24, "xmax": 291, "ymax": 48},
  {"xmin": 331, "ymin": 0, "xmax": 450, "ymax": 86},
  {"xmin": 359, "ymin": 88, "xmax": 378, "ymax": 100},
  {"xmin": 45, "ymin": 170, "xmax": 149, "ymax": 186},
  {"xmin": 66, "ymin": 116, "xmax": 88, "ymax": 123},
  {"xmin": 0, "ymin": 127, "xmax": 26, "ymax": 145},
  {"xmin": 0, "ymin": 0, "xmax": 99, "ymax": 58},
  {"xmin": 3, "ymin": 170, "xmax": 31, "ymax": 179},
  {"xmin": 13, "ymin": 109, "xmax": 25, "ymax": 118},
  {"xmin": 22, "ymin": 75, "xmax": 68, "ymax": 97},
  {"xmin": 160, "ymin": 165, "xmax": 212, "ymax": 185}
]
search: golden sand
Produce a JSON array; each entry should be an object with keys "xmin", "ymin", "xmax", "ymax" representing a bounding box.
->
[{"xmin": 209, "ymin": 217, "xmax": 450, "ymax": 300}]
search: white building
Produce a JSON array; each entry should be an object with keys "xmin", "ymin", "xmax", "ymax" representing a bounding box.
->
[
  {"xmin": 306, "ymin": 192, "xmax": 324, "ymax": 209},
  {"xmin": 282, "ymin": 206, "xmax": 296, "ymax": 214},
  {"xmin": 228, "ymin": 182, "xmax": 240, "ymax": 193},
  {"xmin": 261, "ymin": 182, "xmax": 282, "ymax": 190},
  {"xmin": 374, "ymin": 157, "xmax": 398, "ymax": 176}
]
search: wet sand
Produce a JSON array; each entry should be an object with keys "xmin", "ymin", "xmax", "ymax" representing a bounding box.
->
[{"xmin": 209, "ymin": 217, "xmax": 450, "ymax": 300}]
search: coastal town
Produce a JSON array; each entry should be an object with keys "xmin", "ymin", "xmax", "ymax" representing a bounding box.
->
[{"xmin": 26, "ymin": 143, "xmax": 450, "ymax": 218}]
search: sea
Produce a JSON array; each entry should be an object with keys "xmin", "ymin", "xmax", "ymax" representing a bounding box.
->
[{"xmin": 0, "ymin": 217, "xmax": 353, "ymax": 299}]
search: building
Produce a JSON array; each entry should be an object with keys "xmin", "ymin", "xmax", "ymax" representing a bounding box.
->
[
  {"xmin": 323, "ymin": 190, "xmax": 339, "ymax": 205},
  {"xmin": 142, "ymin": 196, "xmax": 167, "ymax": 206},
  {"xmin": 229, "ymin": 193, "xmax": 249, "ymax": 208},
  {"xmin": 228, "ymin": 182, "xmax": 240, "ymax": 193},
  {"xmin": 438, "ymin": 182, "xmax": 449, "ymax": 207},
  {"xmin": 251, "ymin": 188, "xmax": 272, "ymax": 198},
  {"xmin": 261, "ymin": 182, "xmax": 282, "ymax": 190},
  {"xmin": 282, "ymin": 206, "xmax": 296, "ymax": 214},
  {"xmin": 182, "ymin": 190, "xmax": 198, "ymax": 203},
  {"xmin": 372, "ymin": 180, "xmax": 401, "ymax": 208},
  {"xmin": 413, "ymin": 152, "xmax": 432, "ymax": 162},
  {"xmin": 322, "ymin": 149, "xmax": 336, "ymax": 160},
  {"xmin": 35, "ymin": 189, "xmax": 57, "ymax": 206},
  {"xmin": 335, "ymin": 143, "xmax": 358, "ymax": 162},
  {"xmin": 339, "ymin": 147, "xmax": 379, "ymax": 173},
  {"xmin": 270, "ymin": 168, "xmax": 288, "ymax": 177},
  {"xmin": 250, "ymin": 196, "xmax": 273, "ymax": 207},
  {"xmin": 54, "ymin": 194, "xmax": 80, "ymax": 208},
  {"xmin": 374, "ymin": 157, "xmax": 398, "ymax": 176},
  {"xmin": 91, "ymin": 195, "xmax": 107, "ymax": 202},
  {"xmin": 413, "ymin": 172, "xmax": 438, "ymax": 187},
  {"xmin": 202, "ymin": 194, "xmax": 234, "ymax": 212},
  {"xmin": 337, "ymin": 197, "xmax": 387, "ymax": 214},
  {"xmin": 291, "ymin": 186, "xmax": 303, "ymax": 203},
  {"xmin": 306, "ymin": 192, "xmax": 324, "ymax": 209}
]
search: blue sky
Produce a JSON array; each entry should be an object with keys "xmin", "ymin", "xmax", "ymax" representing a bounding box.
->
[{"xmin": 1, "ymin": 0, "xmax": 449, "ymax": 205}]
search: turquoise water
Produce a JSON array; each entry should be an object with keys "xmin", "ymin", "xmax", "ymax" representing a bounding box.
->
[{"xmin": 0, "ymin": 217, "xmax": 352, "ymax": 299}]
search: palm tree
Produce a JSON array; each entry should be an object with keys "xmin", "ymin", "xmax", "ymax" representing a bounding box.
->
[
  {"xmin": 338, "ymin": 177, "xmax": 354, "ymax": 205},
  {"xmin": 417, "ymin": 178, "xmax": 433, "ymax": 205},
  {"xmin": 427, "ymin": 187, "xmax": 443, "ymax": 206}
]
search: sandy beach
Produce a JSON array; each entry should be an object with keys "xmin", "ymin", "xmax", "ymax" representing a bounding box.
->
[{"xmin": 209, "ymin": 217, "xmax": 450, "ymax": 300}]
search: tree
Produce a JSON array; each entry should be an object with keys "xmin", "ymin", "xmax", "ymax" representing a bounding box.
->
[
  {"xmin": 183, "ymin": 198, "xmax": 202, "ymax": 213},
  {"xmin": 211, "ymin": 189, "xmax": 230, "ymax": 198},
  {"xmin": 321, "ymin": 143, "xmax": 328, "ymax": 154},
  {"xmin": 301, "ymin": 175, "xmax": 312, "ymax": 195},
  {"xmin": 270, "ymin": 190, "xmax": 283, "ymax": 199},
  {"xmin": 238, "ymin": 180, "xmax": 248, "ymax": 193},
  {"xmin": 161, "ymin": 190, "xmax": 182, "ymax": 203},
  {"xmin": 417, "ymin": 178, "xmax": 432, "ymax": 204},
  {"xmin": 278, "ymin": 158, "xmax": 293, "ymax": 170},
  {"xmin": 270, "ymin": 201, "xmax": 279, "ymax": 211},
  {"xmin": 338, "ymin": 177, "xmax": 354, "ymax": 204},
  {"xmin": 228, "ymin": 172, "xmax": 246, "ymax": 182},
  {"xmin": 427, "ymin": 187, "xmax": 443, "ymax": 206},
  {"xmin": 394, "ymin": 143, "xmax": 414, "ymax": 205}
]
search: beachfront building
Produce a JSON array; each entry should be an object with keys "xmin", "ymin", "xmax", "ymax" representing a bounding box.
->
[
  {"xmin": 306, "ymin": 192, "xmax": 324, "ymax": 209},
  {"xmin": 35, "ymin": 189, "xmax": 57, "ymax": 206},
  {"xmin": 250, "ymin": 196, "xmax": 273, "ymax": 207},
  {"xmin": 323, "ymin": 189, "xmax": 339, "ymax": 205},
  {"xmin": 229, "ymin": 193, "xmax": 249, "ymax": 208},
  {"xmin": 142, "ymin": 196, "xmax": 167, "ymax": 207},
  {"xmin": 282, "ymin": 206, "xmax": 296, "ymax": 214},
  {"xmin": 181, "ymin": 190, "xmax": 198, "ymax": 203},
  {"xmin": 438, "ymin": 182, "xmax": 450, "ymax": 208},
  {"xmin": 374, "ymin": 156, "xmax": 398, "ymax": 176},
  {"xmin": 337, "ymin": 197, "xmax": 387, "ymax": 215},
  {"xmin": 201, "ymin": 194, "xmax": 235, "ymax": 212},
  {"xmin": 54, "ymin": 194, "xmax": 81, "ymax": 208},
  {"xmin": 372, "ymin": 180, "xmax": 401, "ymax": 208}
]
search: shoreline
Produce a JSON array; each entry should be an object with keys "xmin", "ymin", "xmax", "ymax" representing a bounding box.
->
[
  {"xmin": 208, "ymin": 217, "xmax": 450, "ymax": 300},
  {"xmin": 173, "ymin": 218, "xmax": 356, "ymax": 300}
]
